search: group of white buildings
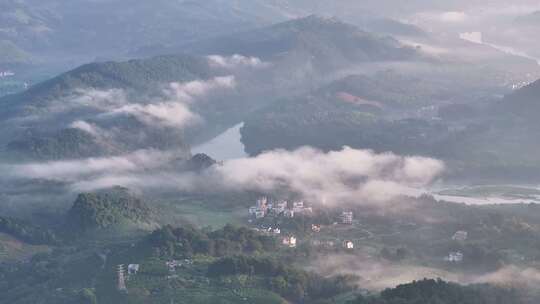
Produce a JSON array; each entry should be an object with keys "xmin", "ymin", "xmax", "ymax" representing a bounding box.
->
[
  {"xmin": 249, "ymin": 197, "xmax": 313, "ymax": 219},
  {"xmin": 445, "ymin": 251, "xmax": 464, "ymax": 263},
  {"xmin": 0, "ymin": 70, "xmax": 14, "ymax": 78}
]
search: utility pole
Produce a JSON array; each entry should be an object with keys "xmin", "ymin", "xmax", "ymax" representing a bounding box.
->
[{"xmin": 117, "ymin": 264, "xmax": 127, "ymax": 292}]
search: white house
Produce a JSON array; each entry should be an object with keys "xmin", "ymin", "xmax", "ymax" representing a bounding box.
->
[
  {"xmin": 343, "ymin": 240, "xmax": 354, "ymax": 250},
  {"xmin": 272, "ymin": 200, "xmax": 288, "ymax": 214},
  {"xmin": 249, "ymin": 197, "xmax": 270, "ymax": 219},
  {"xmin": 128, "ymin": 264, "xmax": 140, "ymax": 275},
  {"xmin": 452, "ymin": 231, "xmax": 468, "ymax": 242},
  {"xmin": 283, "ymin": 209, "xmax": 295, "ymax": 218},
  {"xmin": 282, "ymin": 236, "xmax": 297, "ymax": 248},
  {"xmin": 257, "ymin": 197, "xmax": 268, "ymax": 209},
  {"xmin": 445, "ymin": 251, "xmax": 464, "ymax": 263},
  {"xmin": 292, "ymin": 201, "xmax": 305, "ymax": 212}
]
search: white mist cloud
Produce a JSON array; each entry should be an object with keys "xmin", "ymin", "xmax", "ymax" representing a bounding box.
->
[
  {"xmin": 310, "ymin": 254, "xmax": 540, "ymax": 292},
  {"xmin": 2, "ymin": 146, "xmax": 444, "ymax": 207},
  {"xmin": 72, "ymin": 76, "xmax": 237, "ymax": 131},
  {"xmin": 69, "ymin": 88, "xmax": 129, "ymax": 110},
  {"xmin": 460, "ymin": 31, "xmax": 483, "ymax": 44},
  {"xmin": 166, "ymin": 76, "xmax": 237, "ymax": 101},
  {"xmin": 469, "ymin": 266, "xmax": 540, "ymax": 289},
  {"xmin": 3, "ymin": 149, "xmax": 179, "ymax": 181},
  {"xmin": 207, "ymin": 55, "xmax": 270, "ymax": 69},
  {"xmin": 70, "ymin": 120, "xmax": 102, "ymax": 137},
  {"xmin": 206, "ymin": 146, "xmax": 444, "ymax": 206},
  {"xmin": 109, "ymin": 76, "xmax": 235, "ymax": 129},
  {"xmin": 412, "ymin": 10, "xmax": 468, "ymax": 25},
  {"xmin": 440, "ymin": 11, "xmax": 467, "ymax": 23},
  {"xmin": 108, "ymin": 102, "xmax": 201, "ymax": 128}
]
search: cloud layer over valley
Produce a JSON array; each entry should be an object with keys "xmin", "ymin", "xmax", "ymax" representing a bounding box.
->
[{"xmin": 1, "ymin": 146, "xmax": 444, "ymax": 208}]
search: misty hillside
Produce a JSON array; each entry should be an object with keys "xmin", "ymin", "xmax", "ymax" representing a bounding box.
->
[
  {"xmin": 240, "ymin": 70, "xmax": 540, "ymax": 180},
  {"xmin": 181, "ymin": 15, "xmax": 418, "ymax": 66},
  {"xmin": 0, "ymin": 55, "xmax": 212, "ymax": 111},
  {"xmin": 0, "ymin": 55, "xmax": 213, "ymax": 160},
  {"xmin": 0, "ymin": 0, "xmax": 288, "ymax": 64},
  {"xmin": 0, "ymin": 16, "xmax": 422, "ymax": 161}
]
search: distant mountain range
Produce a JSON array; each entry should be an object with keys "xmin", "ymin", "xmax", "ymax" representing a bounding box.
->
[
  {"xmin": 0, "ymin": 0, "xmax": 429, "ymax": 69},
  {"xmin": 0, "ymin": 16, "xmax": 419, "ymax": 161},
  {"xmin": 0, "ymin": 0, "xmax": 289, "ymax": 65},
  {"xmin": 183, "ymin": 15, "xmax": 417, "ymax": 61}
]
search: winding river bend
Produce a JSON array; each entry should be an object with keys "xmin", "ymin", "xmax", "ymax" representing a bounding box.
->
[{"xmin": 192, "ymin": 122, "xmax": 247, "ymax": 161}]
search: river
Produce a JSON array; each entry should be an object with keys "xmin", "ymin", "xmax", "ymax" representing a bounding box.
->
[{"xmin": 191, "ymin": 122, "xmax": 248, "ymax": 160}]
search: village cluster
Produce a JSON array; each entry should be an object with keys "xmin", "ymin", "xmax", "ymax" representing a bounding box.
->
[
  {"xmin": 248, "ymin": 197, "xmax": 353, "ymax": 224},
  {"xmin": 249, "ymin": 197, "xmax": 355, "ymax": 250},
  {"xmin": 248, "ymin": 197, "xmax": 313, "ymax": 219}
]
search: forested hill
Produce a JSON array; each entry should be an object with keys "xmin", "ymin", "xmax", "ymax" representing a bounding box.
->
[
  {"xmin": 349, "ymin": 279, "xmax": 522, "ymax": 304},
  {"xmin": 0, "ymin": 54, "xmax": 214, "ymax": 160},
  {"xmin": 0, "ymin": 54, "xmax": 212, "ymax": 111},
  {"xmin": 182, "ymin": 15, "xmax": 419, "ymax": 65},
  {"xmin": 0, "ymin": 216, "xmax": 60, "ymax": 245},
  {"xmin": 66, "ymin": 187, "xmax": 158, "ymax": 233}
]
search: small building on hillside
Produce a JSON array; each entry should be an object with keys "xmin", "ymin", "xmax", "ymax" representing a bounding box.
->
[
  {"xmin": 284, "ymin": 209, "xmax": 295, "ymax": 218},
  {"xmin": 343, "ymin": 240, "xmax": 354, "ymax": 250},
  {"xmin": 249, "ymin": 197, "xmax": 270, "ymax": 219},
  {"xmin": 166, "ymin": 260, "xmax": 182, "ymax": 272},
  {"xmin": 312, "ymin": 224, "xmax": 321, "ymax": 233},
  {"xmin": 445, "ymin": 251, "xmax": 464, "ymax": 263},
  {"xmin": 128, "ymin": 264, "xmax": 140, "ymax": 275},
  {"xmin": 452, "ymin": 231, "xmax": 468, "ymax": 242},
  {"xmin": 266, "ymin": 227, "xmax": 281, "ymax": 235},
  {"xmin": 282, "ymin": 236, "xmax": 297, "ymax": 248},
  {"xmin": 341, "ymin": 211, "xmax": 353, "ymax": 224},
  {"xmin": 272, "ymin": 200, "xmax": 288, "ymax": 214},
  {"xmin": 292, "ymin": 201, "xmax": 305, "ymax": 212}
]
